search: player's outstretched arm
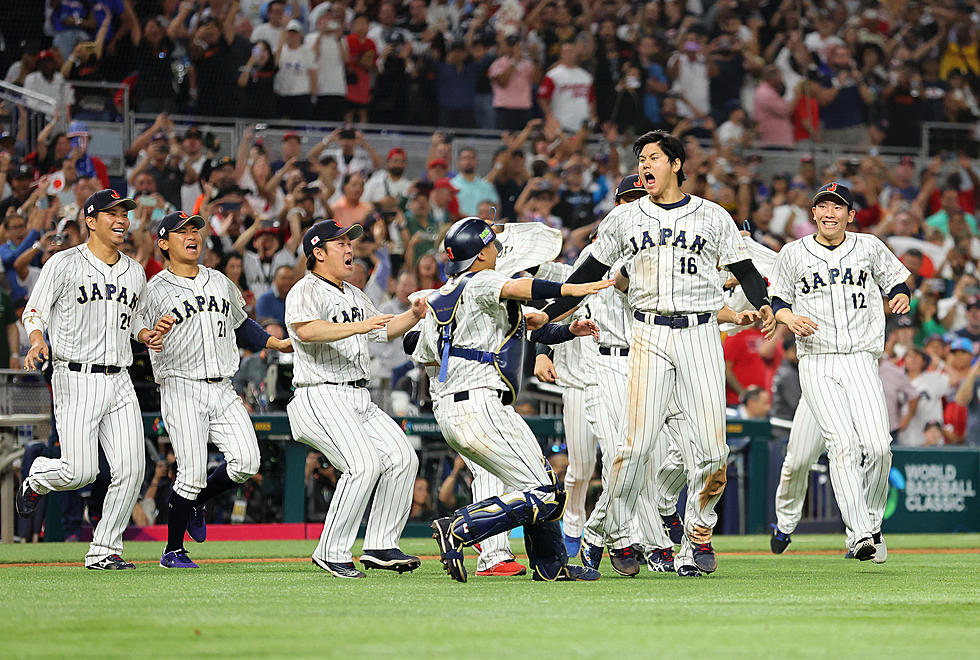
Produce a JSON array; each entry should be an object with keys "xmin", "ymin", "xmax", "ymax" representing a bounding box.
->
[
  {"xmin": 500, "ymin": 276, "xmax": 614, "ymax": 302},
  {"xmin": 540, "ymin": 254, "xmax": 614, "ymax": 320},
  {"xmin": 385, "ymin": 297, "xmax": 427, "ymax": 340},
  {"xmin": 293, "ymin": 315, "xmax": 394, "ymax": 343},
  {"xmin": 772, "ymin": 299, "xmax": 818, "ymax": 337}
]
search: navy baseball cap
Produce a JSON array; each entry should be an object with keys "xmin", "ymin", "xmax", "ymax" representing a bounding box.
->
[
  {"xmin": 303, "ymin": 220, "xmax": 363, "ymax": 257},
  {"xmin": 157, "ymin": 211, "xmax": 205, "ymax": 241},
  {"xmin": 11, "ymin": 163, "xmax": 34, "ymax": 179},
  {"xmin": 812, "ymin": 182, "xmax": 853, "ymax": 209},
  {"xmin": 616, "ymin": 173, "xmax": 646, "ymax": 201},
  {"xmin": 83, "ymin": 189, "xmax": 137, "ymax": 217}
]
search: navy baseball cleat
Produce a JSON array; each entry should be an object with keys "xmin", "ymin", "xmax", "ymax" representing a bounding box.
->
[
  {"xmin": 15, "ymin": 480, "xmax": 42, "ymax": 518},
  {"xmin": 853, "ymin": 537, "xmax": 876, "ymax": 561},
  {"xmin": 693, "ymin": 542, "xmax": 717, "ymax": 573},
  {"xmin": 609, "ymin": 546, "xmax": 640, "ymax": 577},
  {"xmin": 770, "ymin": 524, "xmax": 791, "ymax": 554},
  {"xmin": 187, "ymin": 505, "xmax": 207, "ymax": 543},
  {"xmin": 661, "ymin": 512, "xmax": 684, "ymax": 545},
  {"xmin": 629, "ymin": 543, "xmax": 647, "ymax": 564},
  {"xmin": 431, "ymin": 517, "xmax": 467, "ymax": 582},
  {"xmin": 312, "ymin": 557, "xmax": 366, "ymax": 578},
  {"xmin": 563, "ymin": 533, "xmax": 582, "ymax": 558},
  {"xmin": 533, "ymin": 564, "xmax": 601, "ymax": 581},
  {"xmin": 580, "ymin": 542, "xmax": 603, "ymax": 570},
  {"xmin": 86, "ymin": 554, "xmax": 136, "ymax": 570},
  {"xmin": 677, "ymin": 564, "xmax": 703, "ymax": 577},
  {"xmin": 161, "ymin": 549, "xmax": 199, "ymax": 568},
  {"xmin": 647, "ymin": 547, "xmax": 675, "ymax": 573},
  {"xmin": 360, "ymin": 548, "xmax": 421, "ymax": 573}
]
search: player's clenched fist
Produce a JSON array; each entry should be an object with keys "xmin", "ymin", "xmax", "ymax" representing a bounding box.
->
[
  {"xmin": 24, "ymin": 336, "xmax": 49, "ymax": 371},
  {"xmin": 569, "ymin": 319, "xmax": 600, "ymax": 340},
  {"xmin": 138, "ymin": 328, "xmax": 165, "ymax": 352},
  {"xmin": 269, "ymin": 337, "xmax": 293, "ymax": 353},
  {"xmin": 562, "ymin": 279, "xmax": 615, "ymax": 297},
  {"xmin": 410, "ymin": 297, "xmax": 428, "ymax": 320},
  {"xmin": 154, "ymin": 314, "xmax": 177, "ymax": 335},
  {"xmin": 525, "ymin": 310, "xmax": 547, "ymax": 330},
  {"xmin": 534, "ymin": 353, "xmax": 559, "ymax": 383}
]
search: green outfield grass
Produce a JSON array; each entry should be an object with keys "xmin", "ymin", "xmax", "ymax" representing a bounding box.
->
[{"xmin": 1, "ymin": 534, "xmax": 978, "ymax": 659}]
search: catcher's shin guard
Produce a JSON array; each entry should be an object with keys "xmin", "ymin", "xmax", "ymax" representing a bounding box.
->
[
  {"xmin": 524, "ymin": 519, "xmax": 569, "ymax": 581},
  {"xmin": 449, "ymin": 483, "xmax": 563, "ymax": 546}
]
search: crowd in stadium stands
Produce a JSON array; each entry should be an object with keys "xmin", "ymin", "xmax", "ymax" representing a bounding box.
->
[{"xmin": 4, "ymin": 0, "xmax": 980, "ymax": 536}]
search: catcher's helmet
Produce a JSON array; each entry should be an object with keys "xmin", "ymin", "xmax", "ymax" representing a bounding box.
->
[{"xmin": 443, "ymin": 217, "xmax": 502, "ymax": 275}]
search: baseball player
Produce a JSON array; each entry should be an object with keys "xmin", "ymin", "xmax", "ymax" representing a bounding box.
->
[
  {"xmin": 285, "ymin": 220, "xmax": 424, "ymax": 579},
  {"xmin": 770, "ymin": 182, "xmax": 910, "ymax": 562},
  {"xmin": 144, "ymin": 212, "xmax": 293, "ymax": 569},
  {"xmin": 541, "ymin": 131, "xmax": 774, "ymax": 577},
  {"xmin": 418, "ymin": 217, "xmax": 611, "ymax": 582},
  {"xmin": 16, "ymin": 189, "xmax": 164, "ymax": 569}
]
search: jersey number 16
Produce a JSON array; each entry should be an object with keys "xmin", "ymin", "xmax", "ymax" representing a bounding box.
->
[{"xmin": 679, "ymin": 256, "xmax": 697, "ymax": 275}]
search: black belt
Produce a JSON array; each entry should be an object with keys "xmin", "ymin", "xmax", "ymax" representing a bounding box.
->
[
  {"xmin": 598, "ymin": 346, "xmax": 629, "ymax": 356},
  {"xmin": 298, "ymin": 379, "xmax": 368, "ymax": 388},
  {"xmin": 453, "ymin": 390, "xmax": 505, "ymax": 402},
  {"xmin": 633, "ymin": 311, "xmax": 712, "ymax": 329},
  {"xmin": 202, "ymin": 377, "xmax": 225, "ymax": 383},
  {"xmin": 67, "ymin": 362, "xmax": 122, "ymax": 374}
]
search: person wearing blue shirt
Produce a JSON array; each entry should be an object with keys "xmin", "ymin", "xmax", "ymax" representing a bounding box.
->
[
  {"xmin": 255, "ymin": 265, "xmax": 295, "ymax": 327},
  {"xmin": 0, "ymin": 212, "xmax": 41, "ymax": 302},
  {"xmin": 432, "ymin": 41, "xmax": 480, "ymax": 128}
]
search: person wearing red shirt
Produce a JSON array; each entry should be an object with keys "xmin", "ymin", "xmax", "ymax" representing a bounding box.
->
[
  {"xmin": 723, "ymin": 327, "xmax": 785, "ymax": 406},
  {"xmin": 345, "ymin": 14, "xmax": 377, "ymax": 123}
]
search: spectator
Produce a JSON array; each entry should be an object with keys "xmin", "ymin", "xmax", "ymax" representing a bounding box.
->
[
  {"xmin": 251, "ymin": 0, "xmax": 287, "ymax": 46},
  {"xmin": 753, "ymin": 67, "xmax": 794, "ymax": 148},
  {"xmin": 538, "ymin": 42, "xmax": 596, "ymax": 133},
  {"xmin": 129, "ymin": 170, "xmax": 175, "ymax": 233},
  {"xmin": 818, "ymin": 44, "xmax": 873, "ymax": 146},
  {"xmin": 429, "ymin": 177, "xmax": 459, "ymax": 226},
  {"xmin": 553, "ymin": 163, "xmax": 594, "ymax": 231},
  {"xmin": 371, "ymin": 32, "xmax": 414, "ymax": 125},
  {"xmin": 369, "ymin": 270, "xmax": 417, "ymax": 385},
  {"xmin": 1, "ymin": 210, "xmax": 44, "ymax": 301},
  {"xmin": 219, "ymin": 251, "xmax": 255, "ymax": 316},
  {"xmin": 189, "ymin": 12, "xmax": 238, "ymax": 117},
  {"xmin": 717, "ymin": 101, "xmax": 750, "ymax": 150},
  {"xmin": 23, "ymin": 50, "xmax": 74, "ymax": 115},
  {"xmin": 667, "ymin": 34, "xmax": 709, "ymax": 119},
  {"xmin": 271, "ymin": 132, "xmax": 312, "ymax": 183},
  {"xmin": 64, "ymin": 121, "xmax": 109, "ymax": 188},
  {"xmin": 128, "ymin": 132, "xmax": 195, "ymax": 209},
  {"xmin": 50, "ymin": 0, "xmax": 91, "ymax": 59},
  {"xmin": 737, "ymin": 386, "xmax": 772, "ymax": 419},
  {"xmin": 311, "ymin": 128, "xmax": 383, "ymax": 191},
  {"xmin": 363, "ymin": 148, "xmax": 411, "ymax": 206},
  {"xmin": 0, "ymin": 164, "xmax": 36, "ymax": 223},
  {"xmin": 62, "ymin": 16, "xmax": 115, "ymax": 121},
  {"xmin": 489, "ymin": 34, "xmax": 538, "ymax": 131},
  {"xmin": 402, "ymin": 193, "xmax": 442, "ymax": 266},
  {"xmin": 237, "ymin": 40, "xmax": 279, "ymax": 119},
  {"xmin": 633, "ymin": 35, "xmax": 670, "ymax": 128},
  {"xmin": 132, "ymin": 17, "xmax": 178, "ymax": 115},
  {"xmin": 331, "ymin": 173, "xmax": 372, "ymax": 227},
  {"xmin": 0, "ymin": 287, "xmax": 18, "ymax": 368},
  {"xmin": 926, "ymin": 187, "xmax": 979, "ymax": 236},
  {"xmin": 345, "ymin": 13, "xmax": 378, "ymax": 123},
  {"xmin": 306, "ymin": 14, "xmax": 348, "ymax": 121},
  {"xmin": 235, "ymin": 219, "xmax": 298, "ymax": 298},
  {"xmin": 255, "ymin": 264, "xmax": 296, "ymax": 326},
  {"xmin": 414, "ymin": 251, "xmax": 444, "ymax": 291},
  {"xmin": 724, "ymin": 326, "xmax": 784, "ymax": 406},
  {"xmin": 898, "ymin": 346, "xmax": 950, "ymax": 447},
  {"xmin": 274, "ymin": 20, "xmax": 316, "ymax": 120},
  {"xmin": 880, "ymin": 354, "xmax": 920, "ymax": 441},
  {"xmin": 450, "ymin": 148, "xmax": 499, "ymax": 217},
  {"xmin": 431, "ymin": 40, "xmax": 480, "ymax": 128},
  {"xmin": 409, "ymin": 476, "xmax": 436, "ymax": 520}
]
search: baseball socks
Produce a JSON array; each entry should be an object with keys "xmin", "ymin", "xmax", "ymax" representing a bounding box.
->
[
  {"xmin": 165, "ymin": 491, "xmax": 195, "ymax": 553},
  {"xmin": 194, "ymin": 461, "xmax": 238, "ymax": 504}
]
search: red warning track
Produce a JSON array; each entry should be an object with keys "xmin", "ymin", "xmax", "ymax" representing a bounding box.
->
[{"xmin": 2, "ymin": 547, "xmax": 978, "ymax": 568}]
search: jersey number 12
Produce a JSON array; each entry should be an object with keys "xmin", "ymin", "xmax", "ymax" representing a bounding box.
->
[{"xmin": 851, "ymin": 292, "xmax": 867, "ymax": 309}]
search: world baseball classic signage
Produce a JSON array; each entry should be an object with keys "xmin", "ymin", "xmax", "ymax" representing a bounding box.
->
[{"xmin": 884, "ymin": 447, "xmax": 980, "ymax": 533}]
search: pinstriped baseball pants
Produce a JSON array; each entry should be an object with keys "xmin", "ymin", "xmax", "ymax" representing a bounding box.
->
[
  {"xmin": 560, "ymin": 386, "xmax": 597, "ymax": 540},
  {"xmin": 287, "ymin": 383, "xmax": 418, "ymax": 564},
  {"xmin": 28, "ymin": 367, "xmax": 143, "ymax": 566}
]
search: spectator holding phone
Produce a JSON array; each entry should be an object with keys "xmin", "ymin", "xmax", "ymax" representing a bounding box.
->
[
  {"xmin": 345, "ymin": 13, "xmax": 378, "ymax": 123},
  {"xmin": 306, "ymin": 13, "xmax": 349, "ymax": 121},
  {"xmin": 131, "ymin": 16, "xmax": 178, "ymax": 114},
  {"xmin": 238, "ymin": 40, "xmax": 279, "ymax": 119}
]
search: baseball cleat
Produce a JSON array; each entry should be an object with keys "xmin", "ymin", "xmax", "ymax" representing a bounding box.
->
[
  {"xmin": 359, "ymin": 548, "xmax": 421, "ymax": 573},
  {"xmin": 770, "ymin": 524, "xmax": 792, "ymax": 554},
  {"xmin": 647, "ymin": 547, "xmax": 675, "ymax": 573},
  {"xmin": 843, "ymin": 549, "xmax": 856, "ymax": 559},
  {"xmin": 563, "ymin": 533, "xmax": 582, "ymax": 558},
  {"xmin": 693, "ymin": 542, "xmax": 717, "ymax": 573},
  {"xmin": 86, "ymin": 554, "xmax": 136, "ymax": 570},
  {"xmin": 677, "ymin": 564, "xmax": 703, "ymax": 577},
  {"xmin": 160, "ymin": 549, "xmax": 199, "ymax": 568},
  {"xmin": 476, "ymin": 559, "xmax": 527, "ymax": 577},
  {"xmin": 853, "ymin": 537, "xmax": 876, "ymax": 561},
  {"xmin": 187, "ymin": 505, "xmax": 207, "ymax": 543},
  {"xmin": 872, "ymin": 532, "xmax": 887, "ymax": 564},
  {"xmin": 311, "ymin": 557, "xmax": 366, "ymax": 578},
  {"xmin": 431, "ymin": 517, "xmax": 467, "ymax": 583},
  {"xmin": 609, "ymin": 546, "xmax": 640, "ymax": 577},
  {"xmin": 661, "ymin": 512, "xmax": 684, "ymax": 545},
  {"xmin": 580, "ymin": 542, "xmax": 603, "ymax": 570},
  {"xmin": 533, "ymin": 564, "xmax": 601, "ymax": 581},
  {"xmin": 15, "ymin": 480, "xmax": 42, "ymax": 518},
  {"xmin": 629, "ymin": 543, "xmax": 647, "ymax": 564}
]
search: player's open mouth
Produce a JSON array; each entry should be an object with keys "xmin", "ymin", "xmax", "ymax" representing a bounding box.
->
[
  {"xmin": 186, "ymin": 242, "xmax": 199, "ymax": 253},
  {"xmin": 643, "ymin": 172, "xmax": 655, "ymax": 185},
  {"xmin": 112, "ymin": 227, "xmax": 125, "ymax": 234},
  {"xmin": 344, "ymin": 257, "xmax": 353, "ymax": 267}
]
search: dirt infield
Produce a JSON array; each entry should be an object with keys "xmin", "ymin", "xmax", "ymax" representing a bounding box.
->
[{"xmin": 2, "ymin": 547, "xmax": 978, "ymax": 568}]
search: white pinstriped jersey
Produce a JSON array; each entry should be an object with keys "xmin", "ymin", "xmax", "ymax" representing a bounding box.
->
[
  {"xmin": 592, "ymin": 194, "xmax": 748, "ymax": 314},
  {"xmin": 535, "ymin": 258, "xmax": 594, "ymax": 390},
  {"xmin": 770, "ymin": 233, "xmax": 910, "ymax": 358},
  {"xmin": 22, "ymin": 244, "xmax": 150, "ymax": 367},
  {"xmin": 143, "ymin": 267, "xmax": 249, "ymax": 382},
  {"xmin": 412, "ymin": 269, "xmax": 514, "ymax": 396},
  {"xmin": 494, "ymin": 222, "xmax": 564, "ymax": 277},
  {"xmin": 720, "ymin": 236, "xmax": 777, "ymax": 333},
  {"xmin": 286, "ymin": 273, "xmax": 387, "ymax": 385}
]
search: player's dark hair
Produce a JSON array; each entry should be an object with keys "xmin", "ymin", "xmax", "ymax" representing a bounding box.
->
[{"xmin": 633, "ymin": 131, "xmax": 686, "ymax": 185}]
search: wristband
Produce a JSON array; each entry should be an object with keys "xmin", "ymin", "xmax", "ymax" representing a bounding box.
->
[{"xmin": 530, "ymin": 279, "xmax": 563, "ymax": 299}]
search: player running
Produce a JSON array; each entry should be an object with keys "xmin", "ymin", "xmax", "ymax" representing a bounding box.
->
[
  {"xmin": 145, "ymin": 212, "xmax": 293, "ymax": 568},
  {"xmin": 770, "ymin": 182, "xmax": 910, "ymax": 562}
]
